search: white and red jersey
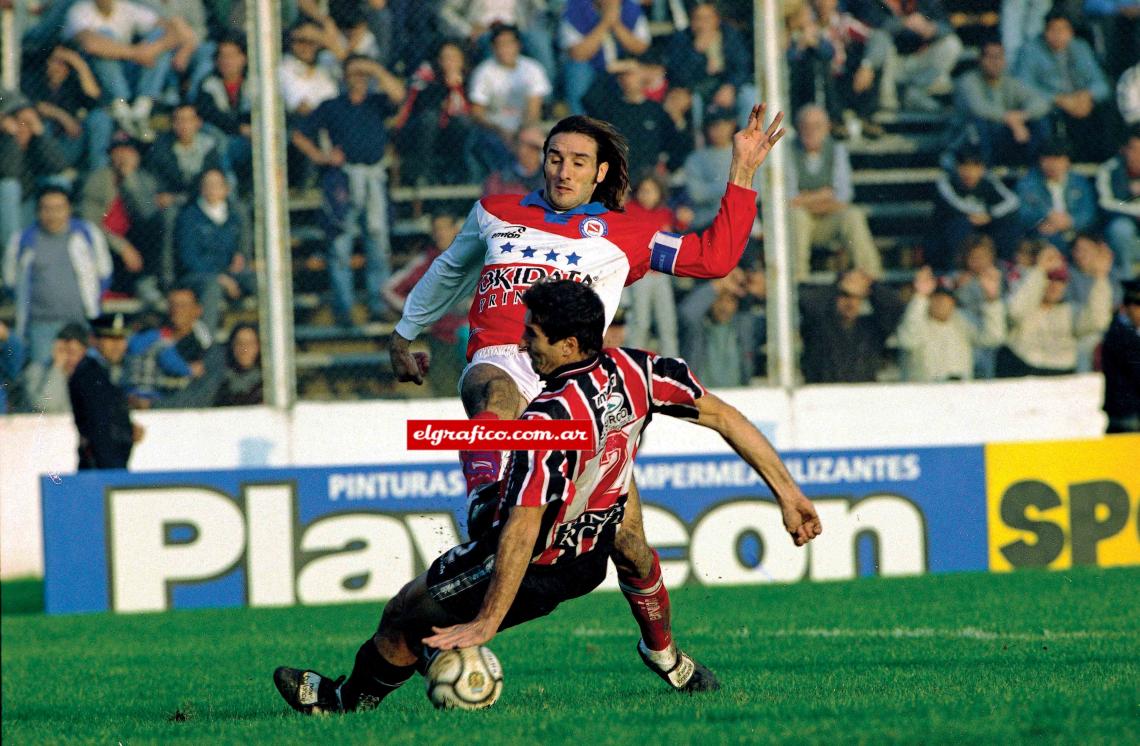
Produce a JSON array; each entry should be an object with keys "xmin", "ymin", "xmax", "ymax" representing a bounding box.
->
[
  {"xmin": 498, "ymin": 347, "xmax": 706, "ymax": 565},
  {"xmin": 396, "ymin": 186, "xmax": 757, "ymax": 360}
]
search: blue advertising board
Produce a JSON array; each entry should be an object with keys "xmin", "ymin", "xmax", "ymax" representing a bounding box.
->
[{"xmin": 42, "ymin": 446, "xmax": 987, "ymax": 614}]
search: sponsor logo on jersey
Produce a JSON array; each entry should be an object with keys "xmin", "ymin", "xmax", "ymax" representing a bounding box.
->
[
  {"xmin": 579, "ymin": 217, "xmax": 608, "ymax": 238},
  {"xmin": 490, "ymin": 225, "xmax": 527, "ymax": 239}
]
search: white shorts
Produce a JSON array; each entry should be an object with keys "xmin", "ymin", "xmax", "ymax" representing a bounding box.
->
[{"xmin": 458, "ymin": 345, "xmax": 543, "ymax": 405}]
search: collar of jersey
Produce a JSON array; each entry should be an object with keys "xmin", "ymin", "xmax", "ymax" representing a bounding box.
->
[
  {"xmin": 542, "ymin": 353, "xmax": 602, "ymax": 382},
  {"xmin": 520, "ymin": 190, "xmax": 608, "ymax": 224}
]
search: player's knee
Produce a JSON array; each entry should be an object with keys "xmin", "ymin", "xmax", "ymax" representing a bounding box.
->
[{"xmin": 460, "ymin": 366, "xmax": 521, "ymax": 418}]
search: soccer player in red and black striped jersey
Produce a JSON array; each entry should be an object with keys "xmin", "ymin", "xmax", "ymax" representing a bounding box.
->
[
  {"xmin": 386, "ymin": 105, "xmax": 786, "ymax": 693},
  {"xmin": 274, "ymin": 280, "xmax": 821, "ymax": 713}
]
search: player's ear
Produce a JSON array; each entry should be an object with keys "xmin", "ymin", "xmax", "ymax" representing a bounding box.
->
[{"xmin": 596, "ymin": 161, "xmax": 609, "ymax": 185}]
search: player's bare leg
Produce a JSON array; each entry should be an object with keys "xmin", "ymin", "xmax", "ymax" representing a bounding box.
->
[
  {"xmin": 613, "ymin": 479, "xmax": 720, "ymax": 693},
  {"xmin": 458, "ymin": 363, "xmax": 526, "ymax": 536}
]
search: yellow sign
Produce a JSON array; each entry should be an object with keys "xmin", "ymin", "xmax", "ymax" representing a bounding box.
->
[{"xmin": 987, "ymin": 435, "xmax": 1140, "ymax": 571}]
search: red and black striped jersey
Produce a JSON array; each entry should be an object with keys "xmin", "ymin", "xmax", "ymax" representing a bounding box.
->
[{"xmin": 498, "ymin": 347, "xmax": 707, "ymax": 565}]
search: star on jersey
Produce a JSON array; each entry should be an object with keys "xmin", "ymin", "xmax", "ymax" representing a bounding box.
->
[
  {"xmin": 566, "ymin": 252, "xmax": 581, "ymax": 265},
  {"xmin": 545, "ymin": 249, "xmax": 560, "ymax": 261},
  {"xmin": 521, "ymin": 246, "xmax": 537, "ymax": 258},
  {"xmin": 500, "ymin": 242, "xmax": 515, "ymax": 253}
]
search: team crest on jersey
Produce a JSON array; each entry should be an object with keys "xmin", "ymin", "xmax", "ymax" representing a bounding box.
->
[{"xmin": 579, "ymin": 217, "xmax": 608, "ymax": 238}]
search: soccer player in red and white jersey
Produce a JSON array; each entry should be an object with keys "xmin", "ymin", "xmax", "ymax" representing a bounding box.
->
[
  {"xmin": 387, "ymin": 105, "xmax": 784, "ymax": 690},
  {"xmin": 274, "ymin": 280, "xmax": 821, "ymax": 713}
]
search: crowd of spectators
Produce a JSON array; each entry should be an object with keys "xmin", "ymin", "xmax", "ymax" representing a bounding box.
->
[{"xmin": 0, "ymin": 0, "xmax": 1137, "ymax": 427}]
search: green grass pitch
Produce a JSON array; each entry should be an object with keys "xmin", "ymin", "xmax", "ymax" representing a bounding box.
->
[{"xmin": 3, "ymin": 567, "xmax": 1138, "ymax": 745}]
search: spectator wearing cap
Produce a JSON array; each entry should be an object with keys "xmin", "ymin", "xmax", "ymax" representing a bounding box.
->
[
  {"xmin": 3, "ymin": 186, "xmax": 112, "ymax": 367},
  {"xmin": 682, "ymin": 105, "xmax": 760, "ymax": 231},
  {"xmin": 665, "ymin": 2, "xmax": 751, "ymax": 127},
  {"xmin": 79, "ymin": 130, "xmax": 159, "ymax": 301},
  {"xmin": 1094, "ymin": 126, "xmax": 1140, "ymax": 275},
  {"xmin": 788, "ymin": 104, "xmax": 882, "ymax": 280},
  {"xmin": 928, "ymin": 145, "xmax": 1021, "ymax": 270},
  {"xmin": 468, "ymin": 23, "xmax": 552, "ymax": 177},
  {"xmin": 998, "ymin": 244, "xmax": 1114, "ymax": 376},
  {"xmin": 1011, "ymin": 10, "xmax": 1118, "ymax": 163},
  {"xmin": 953, "ymin": 38, "xmax": 1051, "ymax": 166},
  {"xmin": 799, "ymin": 268, "xmax": 906, "ymax": 383},
  {"xmin": 582, "ymin": 59, "xmax": 688, "ymax": 178},
  {"xmin": 22, "ymin": 321, "xmax": 90, "ymax": 414},
  {"xmin": 62, "ymin": 0, "xmax": 192, "ymax": 143},
  {"xmin": 69, "ymin": 311, "xmax": 142, "ymax": 469},
  {"xmin": 1101, "ymin": 277, "xmax": 1140, "ymax": 433},
  {"xmin": 1015, "ymin": 139, "xmax": 1097, "ymax": 253},
  {"xmin": 0, "ymin": 92, "xmax": 69, "ymax": 247},
  {"xmin": 560, "ymin": 0, "xmax": 650, "ymax": 116},
  {"xmin": 897, "ymin": 266, "xmax": 1005, "ymax": 382},
  {"xmin": 483, "ymin": 125, "xmax": 547, "ymax": 196}
]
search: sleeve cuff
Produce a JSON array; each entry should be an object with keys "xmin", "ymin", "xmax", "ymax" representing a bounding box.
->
[{"xmin": 395, "ymin": 318, "xmax": 422, "ymax": 341}]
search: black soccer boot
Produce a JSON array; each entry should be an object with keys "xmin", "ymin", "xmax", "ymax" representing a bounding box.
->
[
  {"xmin": 273, "ymin": 667, "xmax": 345, "ymax": 714},
  {"xmin": 637, "ymin": 640, "xmax": 720, "ymax": 693}
]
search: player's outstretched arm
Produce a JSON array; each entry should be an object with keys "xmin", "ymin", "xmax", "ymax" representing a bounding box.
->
[
  {"xmin": 422, "ymin": 504, "xmax": 545, "ymax": 649},
  {"xmin": 727, "ymin": 103, "xmax": 786, "ymax": 189},
  {"xmin": 694, "ymin": 392, "xmax": 821, "ymax": 546}
]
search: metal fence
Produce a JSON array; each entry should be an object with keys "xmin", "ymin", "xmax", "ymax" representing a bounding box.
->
[{"xmin": 2, "ymin": 1, "xmax": 1133, "ymax": 415}]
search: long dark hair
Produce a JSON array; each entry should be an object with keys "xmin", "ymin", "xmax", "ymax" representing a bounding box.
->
[{"xmin": 544, "ymin": 116, "xmax": 630, "ymax": 211}]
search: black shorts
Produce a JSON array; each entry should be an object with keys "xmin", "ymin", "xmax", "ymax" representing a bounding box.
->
[{"xmin": 426, "ymin": 529, "xmax": 611, "ymax": 632}]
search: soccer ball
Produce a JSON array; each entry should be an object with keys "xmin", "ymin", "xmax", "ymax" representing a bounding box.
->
[{"xmin": 425, "ymin": 646, "xmax": 504, "ymax": 710}]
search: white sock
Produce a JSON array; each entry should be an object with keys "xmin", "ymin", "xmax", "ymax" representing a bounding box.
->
[{"xmin": 639, "ymin": 639, "xmax": 677, "ymax": 670}]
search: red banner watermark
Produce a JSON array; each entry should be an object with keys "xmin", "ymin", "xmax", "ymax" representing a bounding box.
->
[{"xmin": 407, "ymin": 420, "xmax": 593, "ymax": 450}]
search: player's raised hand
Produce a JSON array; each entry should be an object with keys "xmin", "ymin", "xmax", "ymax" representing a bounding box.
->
[
  {"xmin": 424, "ymin": 619, "xmax": 497, "ymax": 650},
  {"xmin": 780, "ymin": 492, "xmax": 822, "ymax": 547},
  {"xmin": 388, "ymin": 333, "xmax": 429, "ymax": 385},
  {"xmin": 728, "ymin": 103, "xmax": 785, "ymax": 187}
]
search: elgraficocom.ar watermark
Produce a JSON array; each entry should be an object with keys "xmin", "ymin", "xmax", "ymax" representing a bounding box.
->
[{"xmin": 406, "ymin": 420, "xmax": 593, "ymax": 450}]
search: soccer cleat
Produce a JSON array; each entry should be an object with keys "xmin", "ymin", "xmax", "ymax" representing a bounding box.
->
[
  {"xmin": 637, "ymin": 640, "xmax": 720, "ymax": 693},
  {"xmin": 273, "ymin": 667, "xmax": 345, "ymax": 714}
]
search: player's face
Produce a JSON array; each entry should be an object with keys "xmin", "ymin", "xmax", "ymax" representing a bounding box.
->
[
  {"xmin": 544, "ymin": 132, "xmax": 609, "ymax": 211},
  {"xmin": 521, "ymin": 311, "xmax": 565, "ymax": 375}
]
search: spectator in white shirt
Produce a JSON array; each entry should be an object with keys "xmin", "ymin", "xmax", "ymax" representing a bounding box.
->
[
  {"xmin": 467, "ymin": 23, "xmax": 552, "ymax": 177},
  {"xmin": 897, "ymin": 266, "xmax": 1005, "ymax": 382}
]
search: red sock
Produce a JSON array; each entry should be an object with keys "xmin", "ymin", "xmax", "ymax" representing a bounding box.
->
[
  {"xmin": 459, "ymin": 411, "xmax": 503, "ymax": 495},
  {"xmin": 618, "ymin": 550, "xmax": 673, "ymax": 652}
]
